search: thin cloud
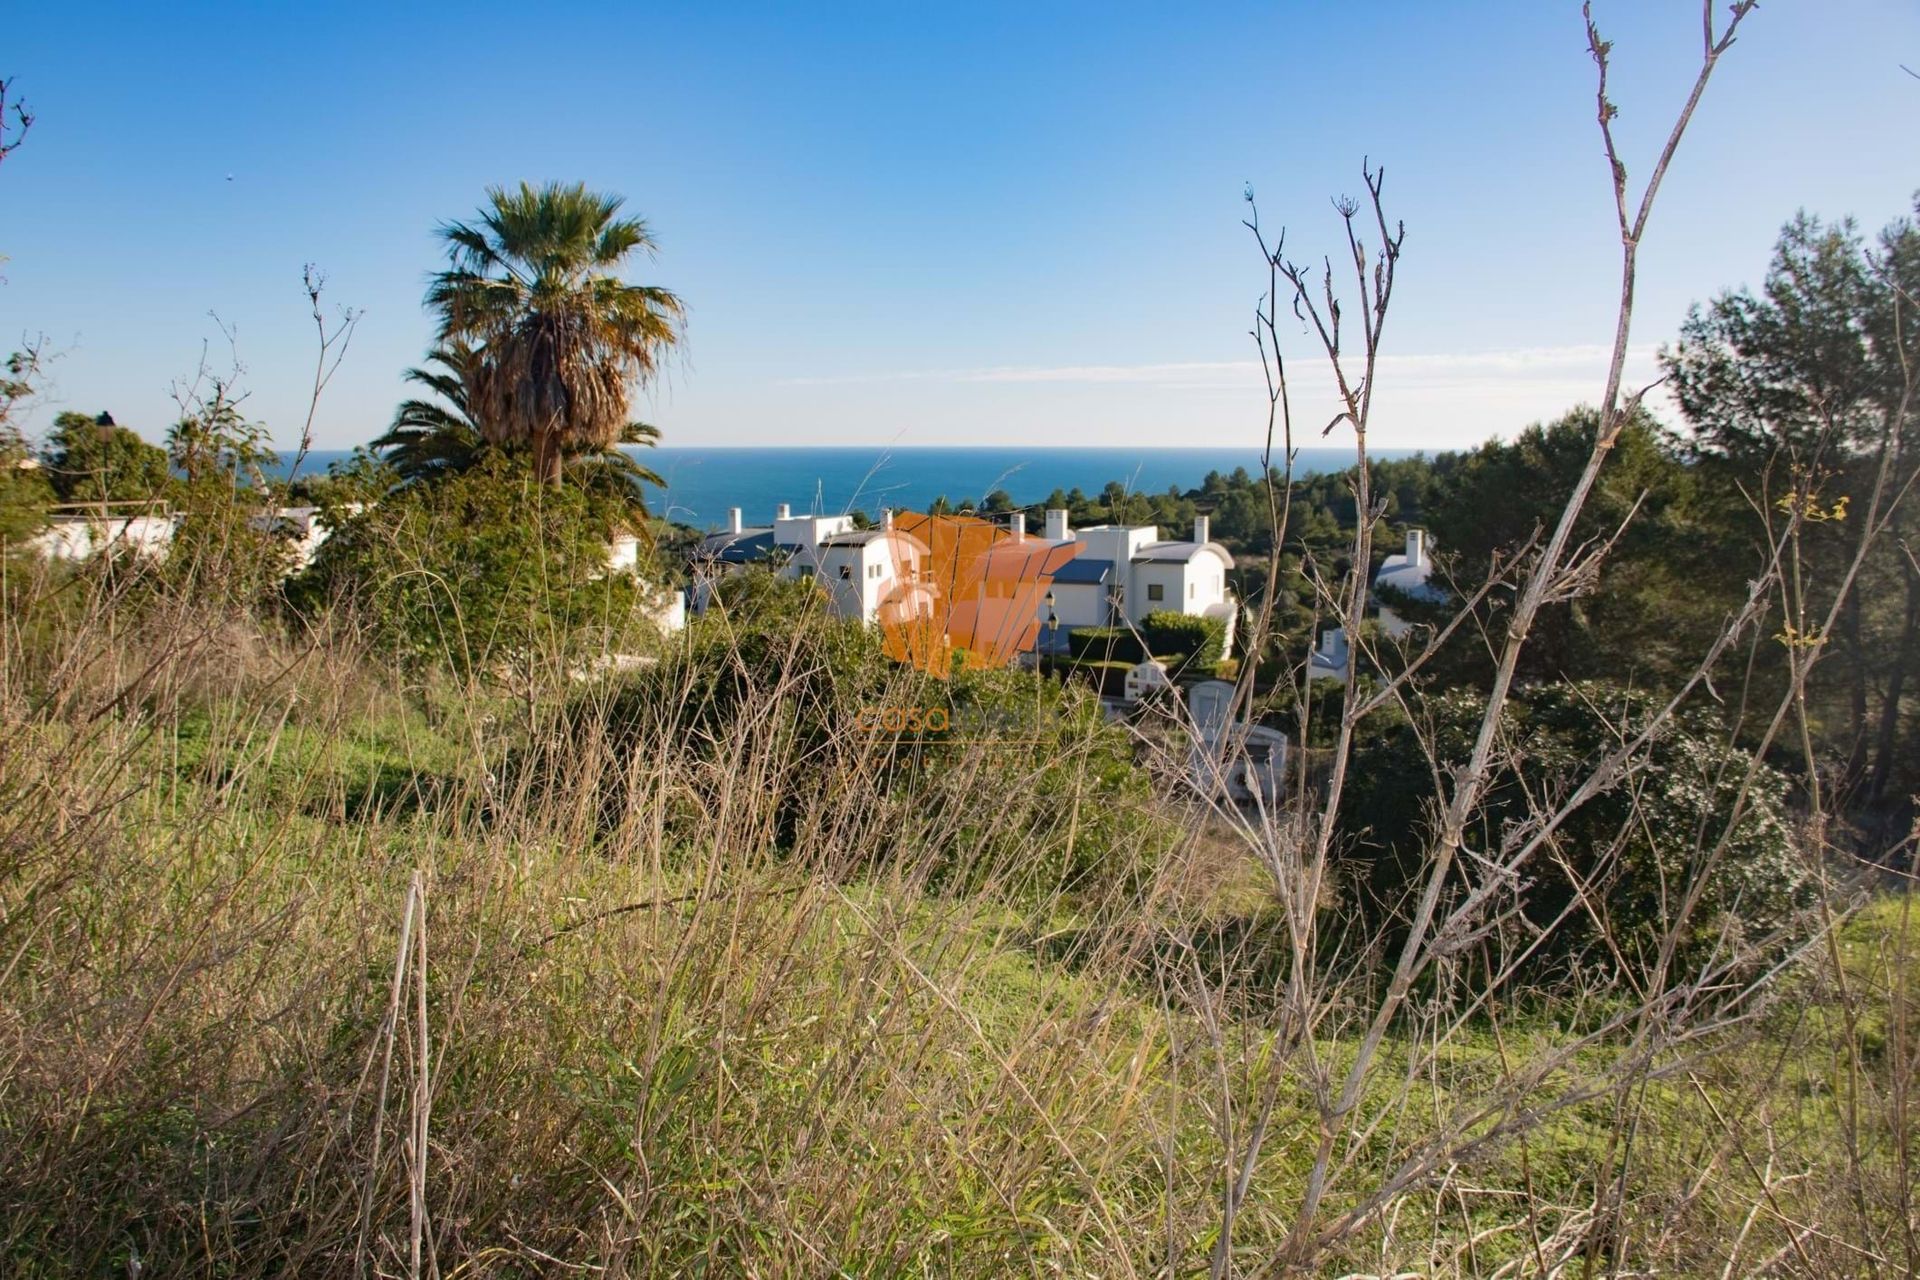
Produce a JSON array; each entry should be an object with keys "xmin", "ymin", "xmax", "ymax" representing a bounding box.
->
[{"xmin": 780, "ymin": 344, "xmax": 1660, "ymax": 393}]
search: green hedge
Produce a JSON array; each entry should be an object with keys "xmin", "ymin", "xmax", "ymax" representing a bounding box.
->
[
  {"xmin": 1066, "ymin": 612, "xmax": 1228, "ymax": 673},
  {"xmin": 1140, "ymin": 611, "xmax": 1227, "ymax": 666},
  {"xmin": 1066, "ymin": 627, "xmax": 1145, "ymax": 664}
]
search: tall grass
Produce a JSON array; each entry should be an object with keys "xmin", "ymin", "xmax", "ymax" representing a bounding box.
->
[{"xmin": 0, "ymin": 538, "xmax": 1913, "ymax": 1278}]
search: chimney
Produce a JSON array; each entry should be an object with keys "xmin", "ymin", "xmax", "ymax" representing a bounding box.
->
[
  {"xmin": 1009, "ymin": 512, "xmax": 1025, "ymax": 540},
  {"xmin": 1045, "ymin": 508, "xmax": 1070, "ymax": 541},
  {"xmin": 727, "ymin": 507, "xmax": 742, "ymax": 534},
  {"xmin": 1406, "ymin": 528, "xmax": 1425, "ymax": 565},
  {"xmin": 881, "ymin": 507, "xmax": 894, "ymax": 530},
  {"xmin": 1193, "ymin": 514, "xmax": 1211, "ymax": 545},
  {"xmin": 776, "ymin": 502, "xmax": 792, "ymax": 521}
]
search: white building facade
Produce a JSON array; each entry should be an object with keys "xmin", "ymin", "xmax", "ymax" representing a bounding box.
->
[
  {"xmin": 1011, "ymin": 510, "xmax": 1237, "ymax": 656},
  {"xmin": 1373, "ymin": 528, "xmax": 1444, "ymax": 637},
  {"xmin": 691, "ymin": 503, "xmax": 932, "ymax": 625}
]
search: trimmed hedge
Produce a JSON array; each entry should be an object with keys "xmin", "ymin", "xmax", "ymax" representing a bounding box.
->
[
  {"xmin": 1066, "ymin": 627, "xmax": 1145, "ymax": 664},
  {"xmin": 1140, "ymin": 611, "xmax": 1227, "ymax": 667},
  {"xmin": 1066, "ymin": 612, "xmax": 1228, "ymax": 674}
]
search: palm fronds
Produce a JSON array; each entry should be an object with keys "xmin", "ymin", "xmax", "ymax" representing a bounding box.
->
[{"xmin": 427, "ymin": 182, "xmax": 685, "ymax": 482}]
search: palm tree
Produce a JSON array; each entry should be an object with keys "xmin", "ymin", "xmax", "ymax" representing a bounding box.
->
[
  {"xmin": 569, "ymin": 419, "xmax": 667, "ymax": 516},
  {"xmin": 371, "ymin": 341, "xmax": 488, "ymax": 485},
  {"xmin": 373, "ymin": 341, "xmax": 668, "ymax": 520},
  {"xmin": 427, "ymin": 181, "xmax": 684, "ymax": 485}
]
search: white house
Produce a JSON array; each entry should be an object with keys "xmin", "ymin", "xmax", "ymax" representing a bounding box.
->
[
  {"xmin": 247, "ymin": 505, "xmax": 353, "ymax": 573},
  {"xmin": 27, "ymin": 504, "xmax": 178, "ymax": 562},
  {"xmin": 1306, "ymin": 625, "xmax": 1350, "ymax": 684},
  {"xmin": 690, "ymin": 502, "xmax": 933, "ymax": 626},
  {"xmin": 1373, "ymin": 528, "xmax": 1445, "ymax": 637},
  {"xmin": 1007, "ymin": 509, "xmax": 1237, "ymax": 656}
]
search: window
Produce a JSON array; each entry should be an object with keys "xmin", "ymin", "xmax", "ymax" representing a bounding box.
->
[
  {"xmin": 1189, "ymin": 582, "xmax": 1195, "ymax": 599},
  {"xmin": 839, "ymin": 565, "xmax": 852, "ymax": 580},
  {"xmin": 796, "ymin": 564, "xmax": 814, "ymax": 579},
  {"xmin": 1147, "ymin": 583, "xmax": 1164, "ymax": 603},
  {"xmin": 868, "ymin": 563, "xmax": 883, "ymax": 579}
]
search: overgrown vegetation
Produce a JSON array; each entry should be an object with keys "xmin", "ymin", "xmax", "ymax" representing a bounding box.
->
[{"xmin": 2, "ymin": 7, "xmax": 1917, "ymax": 1277}]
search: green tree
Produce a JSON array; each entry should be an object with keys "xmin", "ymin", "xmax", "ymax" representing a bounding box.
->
[
  {"xmin": 1665, "ymin": 204, "xmax": 1920, "ymax": 803},
  {"xmin": 427, "ymin": 181, "xmax": 685, "ymax": 485},
  {"xmin": 167, "ymin": 384, "xmax": 276, "ymax": 488},
  {"xmin": 0, "ymin": 422, "xmax": 51, "ymax": 546},
  {"xmin": 371, "ymin": 340, "xmax": 489, "ymax": 486},
  {"xmin": 1340, "ymin": 682, "xmax": 1811, "ymax": 983},
  {"xmin": 288, "ymin": 452, "xmax": 647, "ymax": 676},
  {"xmin": 1422, "ymin": 406, "xmax": 1705, "ymax": 686},
  {"xmin": 41, "ymin": 412, "xmax": 171, "ymax": 504},
  {"xmin": 373, "ymin": 341, "xmax": 667, "ymax": 518}
]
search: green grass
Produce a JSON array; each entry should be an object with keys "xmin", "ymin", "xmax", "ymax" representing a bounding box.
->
[{"xmin": 2, "ymin": 599, "xmax": 1914, "ymax": 1277}]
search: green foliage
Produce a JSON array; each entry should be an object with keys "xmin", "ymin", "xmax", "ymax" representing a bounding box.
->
[
  {"xmin": 1339, "ymin": 682, "xmax": 1813, "ymax": 982},
  {"xmin": 1066, "ymin": 626, "xmax": 1145, "ymax": 665},
  {"xmin": 428, "ymin": 181, "xmax": 684, "ymax": 484},
  {"xmin": 166, "ymin": 386, "xmax": 276, "ymax": 488},
  {"xmin": 0, "ymin": 424, "xmax": 51, "ymax": 547},
  {"xmin": 41, "ymin": 411, "xmax": 171, "ymax": 504},
  {"xmin": 369, "ymin": 341, "xmax": 490, "ymax": 485},
  {"xmin": 565, "ymin": 606, "xmax": 1167, "ymax": 899},
  {"xmin": 1064, "ymin": 614, "xmax": 1226, "ymax": 677},
  {"xmin": 288, "ymin": 452, "xmax": 647, "ymax": 675},
  {"xmin": 1139, "ymin": 610, "xmax": 1227, "ymax": 667},
  {"xmin": 1666, "ymin": 202, "xmax": 1920, "ymax": 806},
  {"xmin": 1421, "ymin": 406, "xmax": 1705, "ymax": 686}
]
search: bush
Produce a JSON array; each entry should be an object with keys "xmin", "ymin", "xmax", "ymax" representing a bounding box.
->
[
  {"xmin": 1338, "ymin": 681, "xmax": 1813, "ymax": 983},
  {"xmin": 1049, "ymin": 656, "xmax": 1132, "ymax": 698},
  {"xmin": 1066, "ymin": 626, "xmax": 1145, "ymax": 665},
  {"xmin": 287, "ymin": 453, "xmax": 650, "ymax": 677},
  {"xmin": 556, "ymin": 609, "xmax": 1171, "ymax": 900},
  {"xmin": 0, "ymin": 426, "xmax": 52, "ymax": 549},
  {"xmin": 1140, "ymin": 610, "xmax": 1227, "ymax": 667}
]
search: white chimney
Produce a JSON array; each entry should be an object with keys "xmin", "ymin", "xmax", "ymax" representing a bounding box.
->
[
  {"xmin": 881, "ymin": 507, "xmax": 894, "ymax": 530},
  {"xmin": 1045, "ymin": 508, "xmax": 1070, "ymax": 541},
  {"xmin": 1406, "ymin": 528, "xmax": 1426, "ymax": 565},
  {"xmin": 1009, "ymin": 512, "xmax": 1025, "ymax": 540},
  {"xmin": 776, "ymin": 502, "xmax": 792, "ymax": 521},
  {"xmin": 727, "ymin": 506, "xmax": 742, "ymax": 534},
  {"xmin": 1193, "ymin": 514, "xmax": 1210, "ymax": 545}
]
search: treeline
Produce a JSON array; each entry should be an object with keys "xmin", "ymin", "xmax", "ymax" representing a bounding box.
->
[{"xmin": 898, "ymin": 204, "xmax": 1920, "ymax": 827}]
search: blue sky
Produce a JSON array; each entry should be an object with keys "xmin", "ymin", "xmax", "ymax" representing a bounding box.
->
[{"xmin": 3, "ymin": 2, "xmax": 1916, "ymax": 452}]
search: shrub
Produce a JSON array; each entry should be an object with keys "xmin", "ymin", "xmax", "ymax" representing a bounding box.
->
[
  {"xmin": 1338, "ymin": 680, "xmax": 1813, "ymax": 983},
  {"xmin": 0, "ymin": 426, "xmax": 52, "ymax": 548},
  {"xmin": 287, "ymin": 453, "xmax": 649, "ymax": 677},
  {"xmin": 1140, "ymin": 610, "xmax": 1227, "ymax": 667},
  {"xmin": 1050, "ymin": 656, "xmax": 1132, "ymax": 698},
  {"xmin": 557, "ymin": 609, "xmax": 1170, "ymax": 900},
  {"xmin": 1066, "ymin": 626, "xmax": 1144, "ymax": 664}
]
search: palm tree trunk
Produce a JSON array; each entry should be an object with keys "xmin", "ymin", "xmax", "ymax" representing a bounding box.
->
[{"xmin": 534, "ymin": 430, "xmax": 563, "ymax": 486}]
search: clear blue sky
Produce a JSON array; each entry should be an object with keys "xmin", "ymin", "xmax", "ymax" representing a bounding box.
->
[{"xmin": 3, "ymin": 2, "xmax": 1916, "ymax": 452}]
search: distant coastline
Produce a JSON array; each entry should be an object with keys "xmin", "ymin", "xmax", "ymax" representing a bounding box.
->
[{"xmin": 274, "ymin": 445, "xmax": 1417, "ymax": 529}]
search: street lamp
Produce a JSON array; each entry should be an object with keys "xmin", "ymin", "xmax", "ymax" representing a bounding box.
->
[{"xmin": 1043, "ymin": 590, "xmax": 1059, "ymax": 655}]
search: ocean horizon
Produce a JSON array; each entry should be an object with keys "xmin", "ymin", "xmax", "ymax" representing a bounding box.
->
[{"xmin": 276, "ymin": 445, "xmax": 1417, "ymax": 530}]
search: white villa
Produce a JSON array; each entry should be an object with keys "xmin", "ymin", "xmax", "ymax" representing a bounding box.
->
[
  {"xmin": 1373, "ymin": 527, "xmax": 1444, "ymax": 637},
  {"xmin": 1306, "ymin": 625, "xmax": 1351, "ymax": 684},
  {"xmin": 27, "ymin": 504, "xmax": 179, "ymax": 562},
  {"xmin": 692, "ymin": 503, "xmax": 1239, "ymax": 659},
  {"xmin": 1002, "ymin": 509, "xmax": 1238, "ymax": 656},
  {"xmin": 247, "ymin": 505, "xmax": 348, "ymax": 573},
  {"xmin": 1306, "ymin": 527, "xmax": 1445, "ymax": 683},
  {"xmin": 691, "ymin": 503, "xmax": 935, "ymax": 625}
]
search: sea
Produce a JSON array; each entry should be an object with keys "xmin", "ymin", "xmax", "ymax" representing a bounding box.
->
[{"xmin": 276, "ymin": 446, "xmax": 1413, "ymax": 531}]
